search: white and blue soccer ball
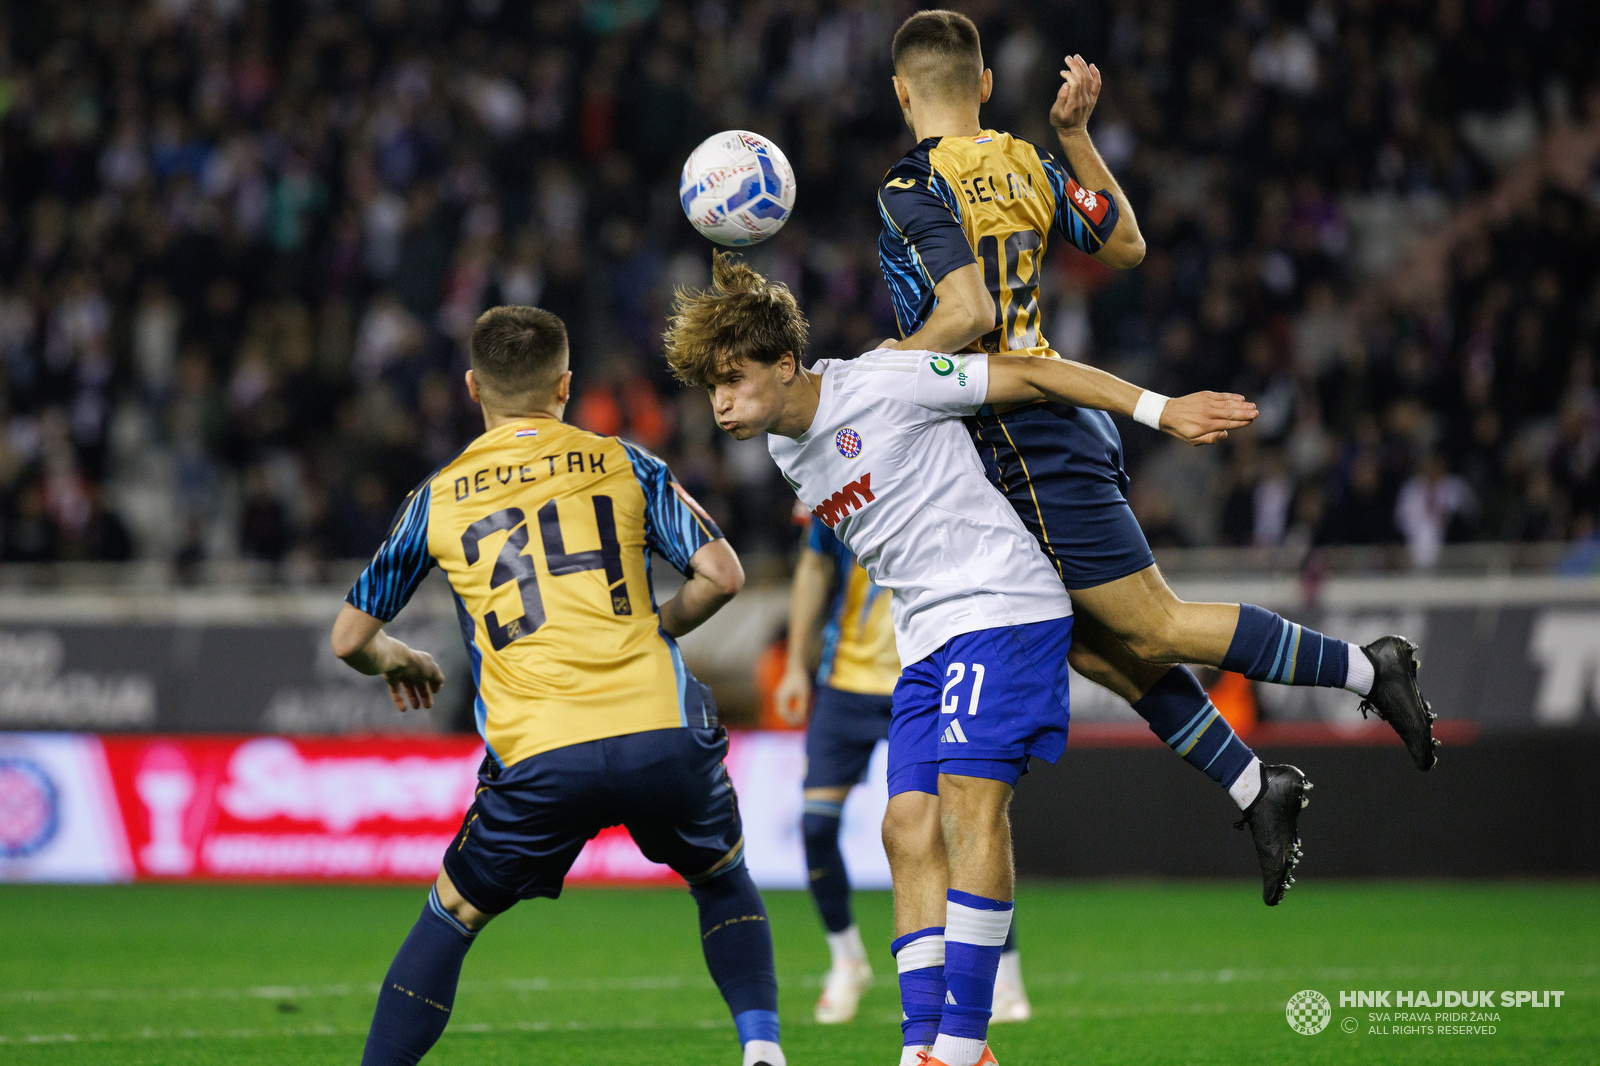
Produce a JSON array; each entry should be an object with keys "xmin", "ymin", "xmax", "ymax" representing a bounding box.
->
[{"xmin": 679, "ymin": 130, "xmax": 796, "ymax": 246}]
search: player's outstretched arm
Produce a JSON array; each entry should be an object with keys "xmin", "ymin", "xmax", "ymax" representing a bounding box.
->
[
  {"xmin": 658, "ymin": 538, "xmax": 745, "ymax": 638},
  {"xmin": 774, "ymin": 544, "xmax": 836, "ymax": 726},
  {"xmin": 984, "ymin": 355, "xmax": 1257, "ymax": 445},
  {"xmin": 1051, "ymin": 54, "xmax": 1145, "ymax": 269},
  {"xmin": 330, "ymin": 603, "xmax": 445, "ymax": 712}
]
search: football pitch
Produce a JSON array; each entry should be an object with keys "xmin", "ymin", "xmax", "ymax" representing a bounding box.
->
[{"xmin": 2, "ymin": 881, "xmax": 1594, "ymax": 1065}]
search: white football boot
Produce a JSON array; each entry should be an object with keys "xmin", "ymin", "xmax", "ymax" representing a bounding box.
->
[
  {"xmin": 989, "ymin": 949, "xmax": 1032, "ymax": 1023},
  {"xmin": 813, "ymin": 957, "xmax": 874, "ymax": 1023}
]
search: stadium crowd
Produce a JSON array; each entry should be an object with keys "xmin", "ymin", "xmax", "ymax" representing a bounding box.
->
[{"xmin": 0, "ymin": 0, "xmax": 1596, "ymax": 571}]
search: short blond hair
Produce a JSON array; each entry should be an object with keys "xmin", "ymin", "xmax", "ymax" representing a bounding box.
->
[{"xmin": 663, "ymin": 252, "xmax": 809, "ymax": 388}]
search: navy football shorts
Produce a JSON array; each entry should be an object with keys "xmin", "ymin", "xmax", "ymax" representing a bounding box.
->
[
  {"xmin": 804, "ymin": 685, "xmax": 894, "ymax": 790},
  {"xmin": 442, "ymin": 726, "xmax": 743, "ymax": 915},
  {"xmin": 887, "ymin": 616, "xmax": 1075, "ymax": 798},
  {"xmin": 967, "ymin": 403, "xmax": 1155, "ymax": 590}
]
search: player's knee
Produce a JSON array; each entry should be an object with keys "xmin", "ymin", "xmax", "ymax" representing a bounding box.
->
[
  {"xmin": 802, "ymin": 811, "xmax": 840, "ymax": 853},
  {"xmin": 881, "ymin": 792, "xmax": 941, "ymax": 865},
  {"xmin": 1124, "ymin": 618, "xmax": 1183, "ymax": 663},
  {"xmin": 434, "ymin": 869, "xmax": 493, "ymax": 932},
  {"xmin": 938, "ymin": 774, "xmax": 1011, "ymax": 830}
]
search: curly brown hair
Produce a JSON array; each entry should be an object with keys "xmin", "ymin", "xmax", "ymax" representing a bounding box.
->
[{"xmin": 662, "ymin": 251, "xmax": 809, "ymax": 388}]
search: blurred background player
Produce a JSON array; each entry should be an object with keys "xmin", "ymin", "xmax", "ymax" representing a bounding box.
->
[
  {"xmin": 776, "ymin": 516, "xmax": 1031, "ymax": 1025},
  {"xmin": 876, "ymin": 10, "xmax": 1437, "ymax": 905},
  {"xmin": 331, "ymin": 306, "xmax": 784, "ymax": 1066}
]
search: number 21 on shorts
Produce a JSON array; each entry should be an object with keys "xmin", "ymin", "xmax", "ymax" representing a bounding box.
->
[{"xmin": 942, "ymin": 662, "xmax": 986, "ymax": 716}]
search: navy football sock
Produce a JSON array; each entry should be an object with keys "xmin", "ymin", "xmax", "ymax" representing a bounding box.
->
[
  {"xmin": 691, "ymin": 862, "xmax": 780, "ymax": 1047},
  {"xmin": 802, "ymin": 801, "xmax": 852, "ymax": 934},
  {"xmin": 892, "ymin": 927, "xmax": 946, "ymax": 1048},
  {"xmin": 1133, "ymin": 667, "xmax": 1256, "ymax": 802},
  {"xmin": 1222, "ymin": 604, "xmax": 1354, "ymax": 689},
  {"xmin": 361, "ymin": 888, "xmax": 477, "ymax": 1066}
]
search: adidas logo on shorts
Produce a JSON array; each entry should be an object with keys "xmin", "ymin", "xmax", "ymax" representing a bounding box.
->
[{"xmin": 941, "ymin": 720, "xmax": 968, "ymax": 744}]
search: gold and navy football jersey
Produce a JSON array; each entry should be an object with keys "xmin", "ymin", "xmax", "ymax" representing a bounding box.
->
[
  {"xmin": 347, "ymin": 418, "xmax": 722, "ymax": 768},
  {"xmin": 807, "ymin": 519, "xmax": 899, "ymax": 697},
  {"xmin": 878, "ymin": 129, "xmax": 1120, "ymax": 357}
]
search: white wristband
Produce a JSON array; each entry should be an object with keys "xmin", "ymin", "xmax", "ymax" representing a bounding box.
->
[{"xmin": 1133, "ymin": 390, "xmax": 1169, "ymax": 430}]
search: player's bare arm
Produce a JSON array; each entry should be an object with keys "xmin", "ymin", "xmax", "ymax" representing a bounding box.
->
[
  {"xmin": 775, "ymin": 545, "xmax": 835, "ymax": 726},
  {"xmin": 883, "ymin": 263, "xmax": 993, "ymax": 353},
  {"xmin": 330, "ymin": 603, "xmax": 445, "ymax": 712},
  {"xmin": 657, "ymin": 538, "xmax": 745, "ymax": 637},
  {"xmin": 984, "ymin": 354, "xmax": 1256, "ymax": 445},
  {"xmin": 1051, "ymin": 54, "xmax": 1145, "ymax": 270}
]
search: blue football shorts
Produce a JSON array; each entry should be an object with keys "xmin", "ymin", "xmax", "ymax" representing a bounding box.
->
[
  {"xmin": 442, "ymin": 726, "xmax": 743, "ymax": 914},
  {"xmin": 804, "ymin": 685, "xmax": 894, "ymax": 790},
  {"xmin": 887, "ymin": 615, "xmax": 1075, "ymax": 798},
  {"xmin": 967, "ymin": 403, "xmax": 1155, "ymax": 590}
]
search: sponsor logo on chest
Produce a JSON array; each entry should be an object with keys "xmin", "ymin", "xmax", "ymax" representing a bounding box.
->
[{"xmin": 811, "ymin": 472, "xmax": 876, "ymax": 528}]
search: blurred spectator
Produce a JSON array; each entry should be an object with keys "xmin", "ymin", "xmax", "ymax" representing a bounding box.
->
[{"xmin": 0, "ymin": 0, "xmax": 1592, "ymax": 577}]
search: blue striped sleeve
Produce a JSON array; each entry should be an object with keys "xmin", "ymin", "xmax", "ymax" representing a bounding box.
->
[
  {"xmin": 1033, "ymin": 143, "xmax": 1121, "ymax": 255},
  {"xmin": 622, "ymin": 441, "xmax": 723, "ymax": 575},
  {"xmin": 345, "ymin": 482, "xmax": 435, "ymax": 622},
  {"xmin": 877, "ymin": 167, "xmax": 975, "ymax": 288}
]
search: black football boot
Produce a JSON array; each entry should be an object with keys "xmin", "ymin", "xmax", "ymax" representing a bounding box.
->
[
  {"xmin": 1358, "ymin": 636, "xmax": 1438, "ymax": 770},
  {"xmin": 1235, "ymin": 763, "xmax": 1312, "ymax": 906}
]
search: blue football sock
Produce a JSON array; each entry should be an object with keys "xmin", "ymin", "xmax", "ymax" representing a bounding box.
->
[
  {"xmin": 802, "ymin": 801, "xmax": 852, "ymax": 934},
  {"xmin": 1002, "ymin": 923, "xmax": 1016, "ymax": 954},
  {"xmin": 1223, "ymin": 604, "xmax": 1353, "ymax": 688},
  {"xmin": 361, "ymin": 888, "xmax": 477, "ymax": 1066},
  {"xmin": 691, "ymin": 862, "xmax": 779, "ymax": 1047},
  {"xmin": 892, "ymin": 927, "xmax": 946, "ymax": 1048},
  {"xmin": 937, "ymin": 889, "xmax": 1012, "ymax": 1061},
  {"xmin": 1134, "ymin": 666, "xmax": 1256, "ymax": 798}
]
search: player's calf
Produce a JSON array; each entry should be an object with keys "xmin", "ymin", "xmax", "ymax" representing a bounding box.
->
[
  {"xmin": 932, "ymin": 774, "xmax": 1014, "ymax": 1066},
  {"xmin": 689, "ymin": 861, "xmax": 785, "ymax": 1066},
  {"xmin": 361, "ymin": 879, "xmax": 485, "ymax": 1066}
]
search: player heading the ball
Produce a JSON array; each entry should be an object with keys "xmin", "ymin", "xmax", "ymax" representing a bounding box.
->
[{"xmin": 665, "ymin": 251, "xmax": 1251, "ymax": 1066}]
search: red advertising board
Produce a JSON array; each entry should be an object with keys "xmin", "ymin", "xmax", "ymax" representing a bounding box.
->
[
  {"xmin": 2, "ymin": 731, "xmax": 885, "ymax": 888},
  {"xmin": 96, "ymin": 735, "xmax": 677, "ymax": 884}
]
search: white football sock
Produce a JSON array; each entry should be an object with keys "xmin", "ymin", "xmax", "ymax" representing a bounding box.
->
[
  {"xmin": 996, "ymin": 948, "xmax": 1023, "ymax": 988},
  {"xmin": 931, "ymin": 1034, "xmax": 987, "ymax": 1066},
  {"xmin": 1228, "ymin": 756, "xmax": 1263, "ymax": 810},
  {"xmin": 743, "ymin": 1039, "xmax": 785, "ymax": 1066},
  {"xmin": 898, "ymin": 1046, "xmax": 933, "ymax": 1066},
  {"xmin": 1343, "ymin": 643, "xmax": 1375, "ymax": 696},
  {"xmin": 826, "ymin": 923, "xmax": 867, "ymax": 967}
]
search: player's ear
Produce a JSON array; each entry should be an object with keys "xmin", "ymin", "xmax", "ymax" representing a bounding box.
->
[
  {"xmin": 777, "ymin": 351, "xmax": 797, "ymax": 383},
  {"xmin": 979, "ymin": 68, "xmax": 993, "ymax": 104},
  {"xmin": 464, "ymin": 368, "xmax": 480, "ymax": 403},
  {"xmin": 554, "ymin": 371, "xmax": 573, "ymax": 404},
  {"xmin": 892, "ymin": 74, "xmax": 911, "ymax": 112}
]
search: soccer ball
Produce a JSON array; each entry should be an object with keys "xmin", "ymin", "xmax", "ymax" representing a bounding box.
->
[{"xmin": 679, "ymin": 130, "xmax": 796, "ymax": 246}]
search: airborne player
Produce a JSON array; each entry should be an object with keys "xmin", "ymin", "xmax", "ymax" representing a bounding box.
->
[{"xmin": 875, "ymin": 10, "xmax": 1436, "ymax": 908}]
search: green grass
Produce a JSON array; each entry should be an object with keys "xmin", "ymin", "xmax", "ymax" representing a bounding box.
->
[{"xmin": 2, "ymin": 881, "xmax": 1595, "ymax": 1064}]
